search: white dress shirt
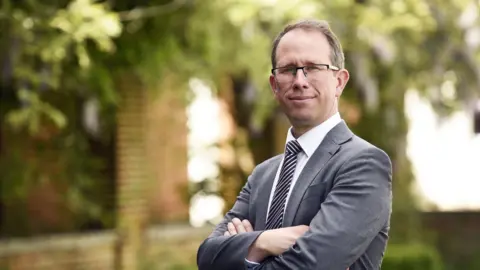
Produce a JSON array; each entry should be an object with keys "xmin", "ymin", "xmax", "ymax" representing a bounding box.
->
[
  {"xmin": 245, "ymin": 112, "xmax": 342, "ymax": 268},
  {"xmin": 265, "ymin": 112, "xmax": 342, "ymax": 219}
]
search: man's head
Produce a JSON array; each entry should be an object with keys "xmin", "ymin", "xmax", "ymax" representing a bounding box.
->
[{"xmin": 269, "ymin": 19, "xmax": 349, "ymax": 136}]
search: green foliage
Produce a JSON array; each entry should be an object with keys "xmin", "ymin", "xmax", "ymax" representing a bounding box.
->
[
  {"xmin": 451, "ymin": 251, "xmax": 480, "ymax": 270},
  {"xmin": 0, "ymin": 0, "xmax": 121, "ymax": 235},
  {"xmin": 3, "ymin": 0, "xmax": 121, "ymax": 134},
  {"xmin": 0, "ymin": 127, "xmax": 114, "ymax": 235},
  {"xmin": 2, "ymin": 1, "xmax": 479, "ymax": 143},
  {"xmin": 5, "ymin": 0, "xmax": 476, "ymax": 135},
  {"xmin": 6, "ymin": 89, "xmax": 66, "ymax": 134},
  {"xmin": 383, "ymin": 243, "xmax": 444, "ymax": 270}
]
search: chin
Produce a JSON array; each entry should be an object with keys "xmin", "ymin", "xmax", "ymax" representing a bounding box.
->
[{"xmin": 288, "ymin": 114, "xmax": 316, "ymax": 127}]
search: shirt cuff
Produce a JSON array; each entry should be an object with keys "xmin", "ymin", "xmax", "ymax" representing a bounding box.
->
[
  {"xmin": 245, "ymin": 258, "xmax": 260, "ymax": 270},
  {"xmin": 245, "ymin": 258, "xmax": 261, "ymax": 265}
]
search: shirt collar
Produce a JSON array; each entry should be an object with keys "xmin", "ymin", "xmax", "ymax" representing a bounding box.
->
[{"xmin": 285, "ymin": 112, "xmax": 342, "ymax": 157}]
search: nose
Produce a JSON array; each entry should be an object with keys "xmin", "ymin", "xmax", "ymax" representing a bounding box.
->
[{"xmin": 292, "ymin": 68, "xmax": 309, "ymax": 89}]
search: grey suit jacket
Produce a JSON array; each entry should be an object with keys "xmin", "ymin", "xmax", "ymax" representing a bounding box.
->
[{"xmin": 197, "ymin": 121, "xmax": 392, "ymax": 270}]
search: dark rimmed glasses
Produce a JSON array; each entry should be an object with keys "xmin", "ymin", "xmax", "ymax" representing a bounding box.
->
[{"xmin": 271, "ymin": 64, "xmax": 339, "ymax": 85}]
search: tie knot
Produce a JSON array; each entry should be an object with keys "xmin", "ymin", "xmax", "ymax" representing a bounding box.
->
[{"xmin": 286, "ymin": 140, "xmax": 302, "ymax": 155}]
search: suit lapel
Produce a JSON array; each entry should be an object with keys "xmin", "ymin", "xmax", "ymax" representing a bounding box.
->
[
  {"xmin": 254, "ymin": 156, "xmax": 281, "ymax": 231},
  {"xmin": 282, "ymin": 121, "xmax": 353, "ymax": 227}
]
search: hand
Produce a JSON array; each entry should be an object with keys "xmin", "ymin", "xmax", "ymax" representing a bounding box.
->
[
  {"xmin": 224, "ymin": 218, "xmax": 253, "ymax": 236},
  {"xmin": 257, "ymin": 225, "xmax": 309, "ymax": 255},
  {"xmin": 247, "ymin": 225, "xmax": 309, "ymax": 262}
]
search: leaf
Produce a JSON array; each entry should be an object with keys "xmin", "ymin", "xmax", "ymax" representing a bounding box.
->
[
  {"xmin": 5, "ymin": 89, "xmax": 67, "ymax": 133},
  {"xmin": 76, "ymin": 43, "xmax": 91, "ymax": 68},
  {"xmin": 6, "ymin": 108, "xmax": 34, "ymax": 131},
  {"xmin": 41, "ymin": 103, "xmax": 67, "ymax": 129}
]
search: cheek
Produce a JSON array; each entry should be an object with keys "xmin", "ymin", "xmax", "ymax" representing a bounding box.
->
[
  {"xmin": 309, "ymin": 79, "xmax": 326, "ymax": 90},
  {"xmin": 313, "ymin": 82, "xmax": 336, "ymax": 99},
  {"xmin": 311, "ymin": 76, "xmax": 336, "ymax": 89},
  {"xmin": 274, "ymin": 92, "xmax": 288, "ymax": 107}
]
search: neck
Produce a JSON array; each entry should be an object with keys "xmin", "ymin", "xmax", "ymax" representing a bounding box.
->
[
  {"xmin": 291, "ymin": 126, "xmax": 312, "ymax": 138},
  {"xmin": 291, "ymin": 111, "xmax": 337, "ymax": 138}
]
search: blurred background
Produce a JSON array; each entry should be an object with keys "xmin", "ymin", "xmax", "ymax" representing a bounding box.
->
[{"xmin": 0, "ymin": 0, "xmax": 479, "ymax": 269}]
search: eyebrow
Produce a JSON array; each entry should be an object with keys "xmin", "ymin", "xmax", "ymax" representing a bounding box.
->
[
  {"xmin": 277, "ymin": 62, "xmax": 295, "ymax": 67},
  {"xmin": 278, "ymin": 60, "xmax": 325, "ymax": 67},
  {"xmin": 304, "ymin": 60, "xmax": 324, "ymax": 65}
]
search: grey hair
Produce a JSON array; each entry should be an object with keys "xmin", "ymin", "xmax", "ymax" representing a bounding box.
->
[{"xmin": 271, "ymin": 19, "xmax": 345, "ymax": 69}]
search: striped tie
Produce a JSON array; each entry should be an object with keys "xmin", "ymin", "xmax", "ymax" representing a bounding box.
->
[{"xmin": 265, "ymin": 140, "xmax": 303, "ymax": 230}]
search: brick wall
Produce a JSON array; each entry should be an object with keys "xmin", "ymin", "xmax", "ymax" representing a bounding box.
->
[
  {"xmin": 115, "ymin": 76, "xmax": 149, "ymax": 270},
  {"xmin": 0, "ymin": 231, "xmax": 117, "ymax": 270},
  {"xmin": 0, "ymin": 226, "xmax": 211, "ymax": 270},
  {"xmin": 145, "ymin": 79, "xmax": 189, "ymax": 224},
  {"xmin": 115, "ymin": 75, "xmax": 190, "ymax": 269}
]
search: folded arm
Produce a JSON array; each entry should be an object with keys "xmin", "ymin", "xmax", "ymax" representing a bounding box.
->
[
  {"xmin": 197, "ymin": 170, "xmax": 263, "ymax": 270},
  {"xmin": 252, "ymin": 147, "xmax": 392, "ymax": 270}
]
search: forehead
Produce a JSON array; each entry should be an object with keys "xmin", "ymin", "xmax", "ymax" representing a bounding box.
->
[{"xmin": 276, "ymin": 28, "xmax": 331, "ymax": 65}]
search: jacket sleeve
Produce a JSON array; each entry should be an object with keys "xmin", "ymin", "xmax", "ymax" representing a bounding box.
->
[
  {"xmin": 256, "ymin": 147, "xmax": 392, "ymax": 270},
  {"xmin": 197, "ymin": 169, "xmax": 264, "ymax": 270}
]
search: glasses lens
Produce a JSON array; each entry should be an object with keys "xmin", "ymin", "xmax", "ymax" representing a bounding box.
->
[
  {"xmin": 275, "ymin": 67, "xmax": 295, "ymax": 85},
  {"xmin": 274, "ymin": 65, "xmax": 327, "ymax": 86}
]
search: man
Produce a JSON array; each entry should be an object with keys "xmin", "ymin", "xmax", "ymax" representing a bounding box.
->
[{"xmin": 197, "ymin": 19, "xmax": 392, "ymax": 270}]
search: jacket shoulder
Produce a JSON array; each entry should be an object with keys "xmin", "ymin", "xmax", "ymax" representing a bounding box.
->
[
  {"xmin": 253, "ymin": 154, "xmax": 283, "ymax": 172},
  {"xmin": 342, "ymin": 135, "xmax": 391, "ymax": 161}
]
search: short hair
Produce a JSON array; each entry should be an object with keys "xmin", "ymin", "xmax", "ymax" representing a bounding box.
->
[{"xmin": 271, "ymin": 19, "xmax": 345, "ymax": 69}]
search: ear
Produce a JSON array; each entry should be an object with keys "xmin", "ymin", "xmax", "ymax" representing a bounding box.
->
[
  {"xmin": 335, "ymin": 69, "xmax": 350, "ymax": 97},
  {"xmin": 269, "ymin": 74, "xmax": 279, "ymax": 95}
]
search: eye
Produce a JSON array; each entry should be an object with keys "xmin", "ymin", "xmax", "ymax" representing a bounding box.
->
[
  {"xmin": 278, "ymin": 67, "xmax": 295, "ymax": 74},
  {"xmin": 305, "ymin": 66, "xmax": 321, "ymax": 72}
]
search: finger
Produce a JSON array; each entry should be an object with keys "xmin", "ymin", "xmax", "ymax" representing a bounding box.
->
[
  {"xmin": 242, "ymin": 219, "xmax": 253, "ymax": 232},
  {"xmin": 295, "ymin": 225, "xmax": 309, "ymax": 233},
  {"xmin": 228, "ymin": 222, "xmax": 237, "ymax": 235},
  {"xmin": 224, "ymin": 231, "xmax": 230, "ymax": 236},
  {"xmin": 232, "ymin": 218, "xmax": 246, "ymax": 233}
]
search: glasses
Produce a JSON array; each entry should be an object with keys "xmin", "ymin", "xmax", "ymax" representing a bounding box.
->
[{"xmin": 271, "ymin": 64, "xmax": 339, "ymax": 85}]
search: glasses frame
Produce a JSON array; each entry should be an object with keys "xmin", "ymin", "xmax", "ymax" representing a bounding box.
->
[{"xmin": 271, "ymin": 63, "xmax": 340, "ymax": 77}]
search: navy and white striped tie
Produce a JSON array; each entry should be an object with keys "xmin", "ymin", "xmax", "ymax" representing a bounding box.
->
[{"xmin": 265, "ymin": 140, "xmax": 303, "ymax": 230}]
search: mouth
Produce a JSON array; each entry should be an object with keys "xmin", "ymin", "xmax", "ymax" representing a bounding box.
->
[{"xmin": 288, "ymin": 96, "xmax": 315, "ymax": 101}]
